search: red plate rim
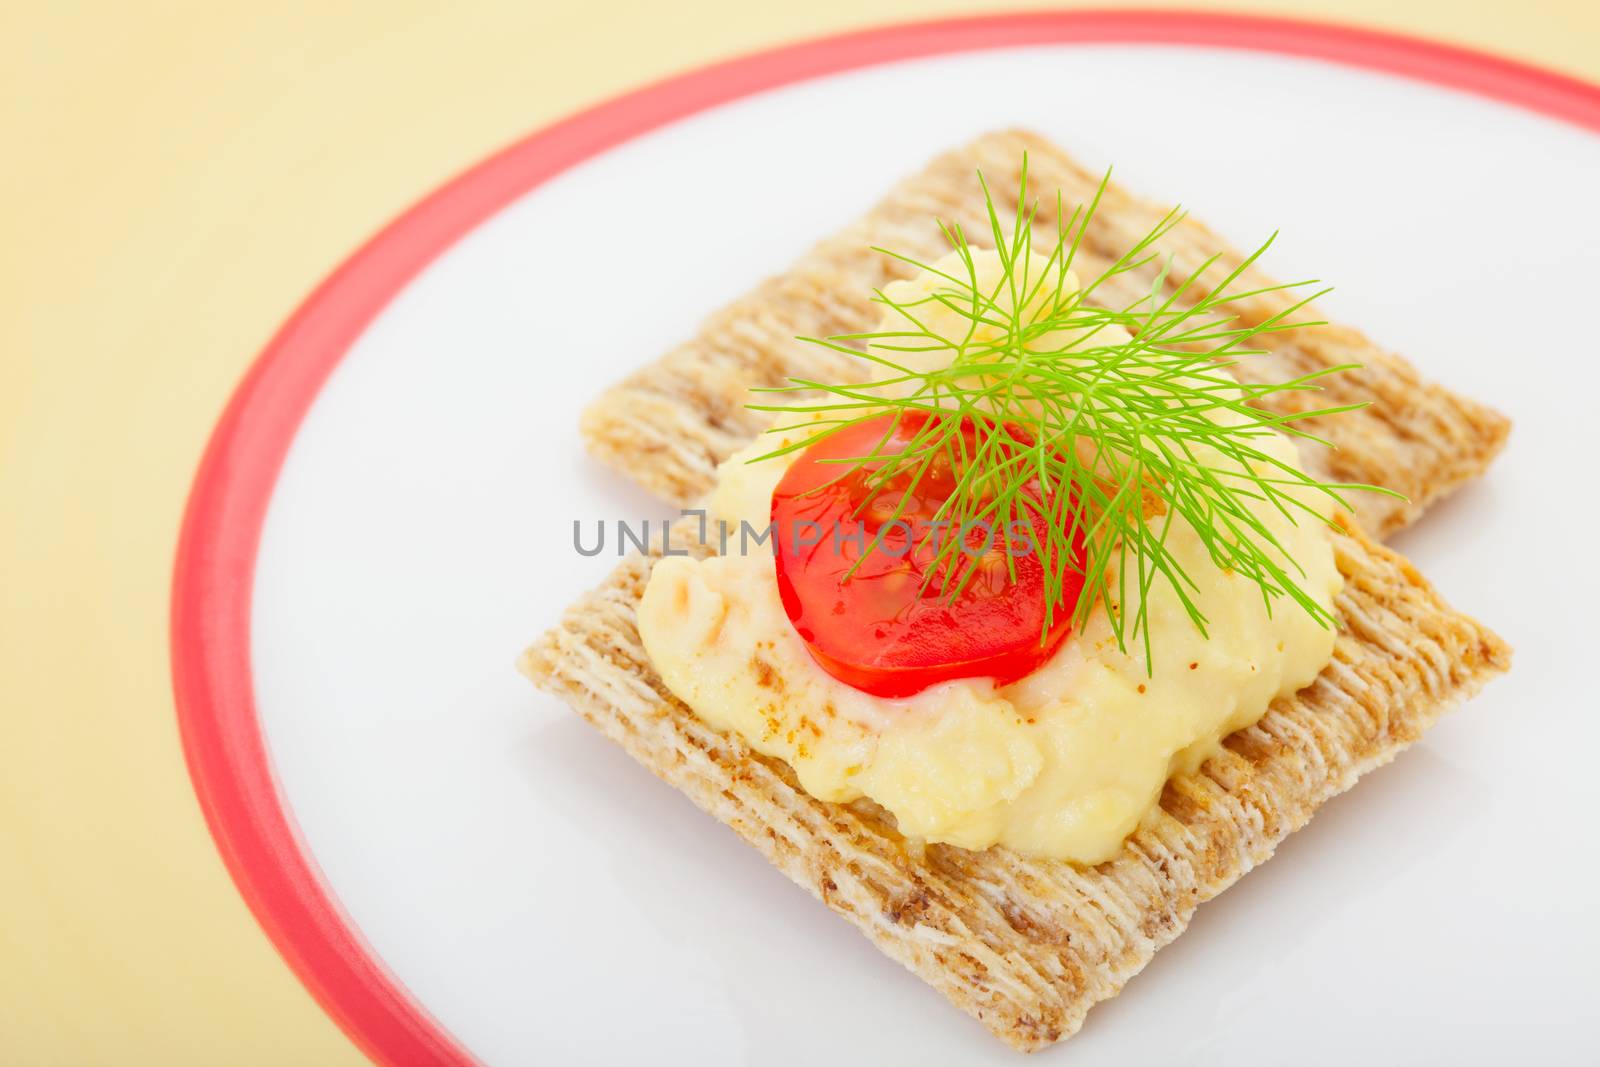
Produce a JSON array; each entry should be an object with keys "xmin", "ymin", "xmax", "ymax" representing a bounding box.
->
[{"xmin": 170, "ymin": 10, "xmax": 1600, "ymax": 1066}]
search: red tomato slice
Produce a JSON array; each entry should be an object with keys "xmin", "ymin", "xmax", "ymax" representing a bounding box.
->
[{"xmin": 770, "ymin": 412, "xmax": 1086, "ymax": 698}]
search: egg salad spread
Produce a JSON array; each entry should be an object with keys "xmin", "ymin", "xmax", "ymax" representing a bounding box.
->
[{"xmin": 636, "ymin": 252, "xmax": 1341, "ymax": 864}]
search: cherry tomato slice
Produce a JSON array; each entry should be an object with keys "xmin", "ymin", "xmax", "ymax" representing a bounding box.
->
[{"xmin": 770, "ymin": 412, "xmax": 1086, "ymax": 698}]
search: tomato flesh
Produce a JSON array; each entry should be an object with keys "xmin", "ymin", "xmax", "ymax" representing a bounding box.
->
[{"xmin": 770, "ymin": 412, "xmax": 1086, "ymax": 698}]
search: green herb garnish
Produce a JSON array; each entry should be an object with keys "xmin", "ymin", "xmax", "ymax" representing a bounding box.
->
[{"xmin": 749, "ymin": 157, "xmax": 1399, "ymax": 665}]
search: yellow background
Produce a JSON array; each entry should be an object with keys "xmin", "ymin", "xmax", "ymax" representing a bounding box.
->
[{"xmin": 3, "ymin": 2, "xmax": 1594, "ymax": 1063}]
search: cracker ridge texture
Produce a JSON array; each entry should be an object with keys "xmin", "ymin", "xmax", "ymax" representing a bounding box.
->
[
  {"xmin": 522, "ymin": 517, "xmax": 1508, "ymax": 1051},
  {"xmin": 579, "ymin": 129, "xmax": 1509, "ymax": 537}
]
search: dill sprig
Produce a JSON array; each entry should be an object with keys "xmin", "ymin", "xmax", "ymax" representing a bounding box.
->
[{"xmin": 748, "ymin": 157, "xmax": 1399, "ymax": 665}]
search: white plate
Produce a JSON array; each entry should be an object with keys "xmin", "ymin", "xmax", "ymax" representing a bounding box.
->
[{"xmin": 183, "ymin": 19, "xmax": 1600, "ymax": 1066}]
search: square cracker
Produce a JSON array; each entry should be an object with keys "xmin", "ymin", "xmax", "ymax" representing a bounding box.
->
[
  {"xmin": 579, "ymin": 129, "xmax": 1508, "ymax": 537},
  {"xmin": 522, "ymin": 517, "xmax": 1508, "ymax": 1051}
]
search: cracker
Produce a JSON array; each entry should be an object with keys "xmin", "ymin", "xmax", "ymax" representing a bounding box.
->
[
  {"xmin": 522, "ymin": 517, "xmax": 1508, "ymax": 1051},
  {"xmin": 579, "ymin": 129, "xmax": 1508, "ymax": 536}
]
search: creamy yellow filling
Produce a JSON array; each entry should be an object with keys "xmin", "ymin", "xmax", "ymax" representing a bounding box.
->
[{"xmin": 636, "ymin": 253, "xmax": 1342, "ymax": 863}]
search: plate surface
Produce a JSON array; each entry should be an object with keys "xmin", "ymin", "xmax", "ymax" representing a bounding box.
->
[{"xmin": 179, "ymin": 17, "xmax": 1600, "ymax": 1066}]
